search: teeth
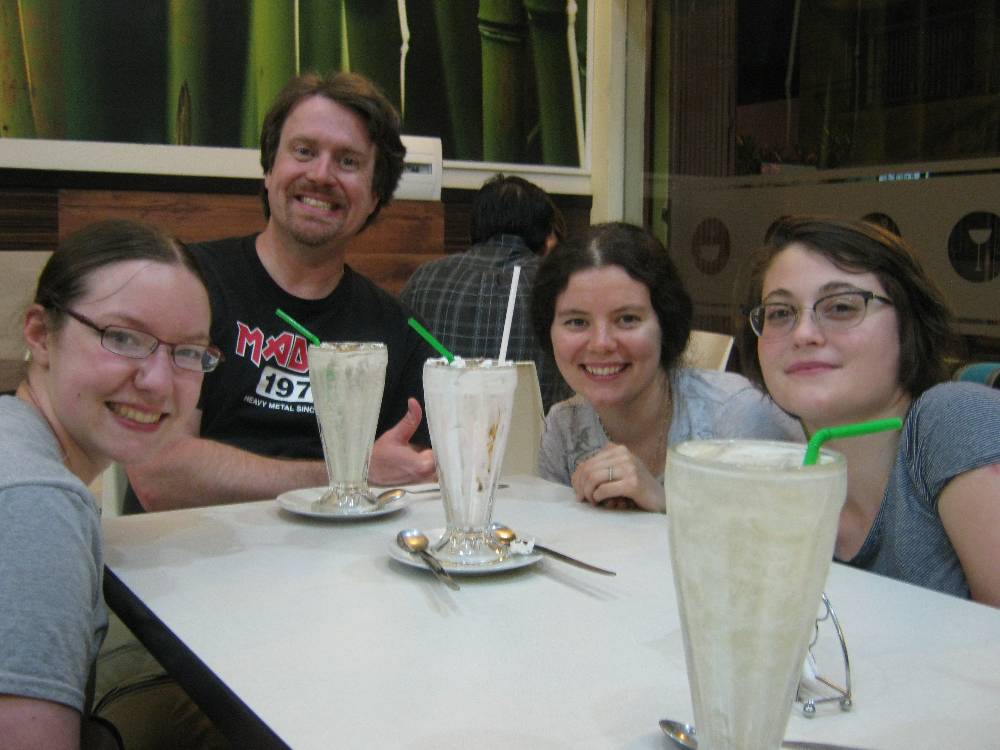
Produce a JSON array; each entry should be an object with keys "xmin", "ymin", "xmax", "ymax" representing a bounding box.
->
[
  {"xmin": 585, "ymin": 364, "xmax": 624, "ymax": 376},
  {"xmin": 300, "ymin": 196, "xmax": 334, "ymax": 210},
  {"xmin": 109, "ymin": 403, "xmax": 162, "ymax": 424}
]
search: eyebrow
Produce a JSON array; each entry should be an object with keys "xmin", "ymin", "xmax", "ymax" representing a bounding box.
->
[
  {"xmin": 762, "ymin": 281, "xmax": 869, "ymax": 302},
  {"xmin": 102, "ymin": 313, "xmax": 211, "ymax": 344}
]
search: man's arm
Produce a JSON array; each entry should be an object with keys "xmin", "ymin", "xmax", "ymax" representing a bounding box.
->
[
  {"xmin": 128, "ymin": 399, "xmax": 435, "ymax": 512},
  {"xmin": 0, "ymin": 696, "xmax": 79, "ymax": 750}
]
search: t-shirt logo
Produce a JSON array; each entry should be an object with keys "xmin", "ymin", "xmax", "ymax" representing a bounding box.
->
[{"xmin": 234, "ymin": 321, "xmax": 315, "ymax": 409}]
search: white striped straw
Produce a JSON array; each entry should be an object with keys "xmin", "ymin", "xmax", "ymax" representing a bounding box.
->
[{"xmin": 498, "ymin": 265, "xmax": 521, "ymax": 363}]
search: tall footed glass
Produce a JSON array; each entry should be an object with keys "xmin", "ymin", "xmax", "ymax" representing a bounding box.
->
[
  {"xmin": 665, "ymin": 439, "xmax": 847, "ymax": 750},
  {"xmin": 423, "ymin": 358, "xmax": 517, "ymax": 565},
  {"xmin": 309, "ymin": 342, "xmax": 387, "ymax": 512}
]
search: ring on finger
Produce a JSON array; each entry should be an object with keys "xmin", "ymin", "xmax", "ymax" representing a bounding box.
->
[{"xmin": 608, "ymin": 465, "xmax": 615, "ymax": 483}]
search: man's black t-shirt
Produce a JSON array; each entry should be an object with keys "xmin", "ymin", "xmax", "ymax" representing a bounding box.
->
[{"xmin": 192, "ymin": 234, "xmax": 432, "ymax": 459}]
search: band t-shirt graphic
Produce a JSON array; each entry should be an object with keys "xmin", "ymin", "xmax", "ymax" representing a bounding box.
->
[{"xmin": 192, "ymin": 235, "xmax": 432, "ymax": 460}]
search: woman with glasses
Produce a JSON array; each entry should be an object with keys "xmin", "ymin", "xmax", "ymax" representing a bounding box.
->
[
  {"xmin": 738, "ymin": 216, "xmax": 1000, "ymax": 606},
  {"xmin": 531, "ymin": 222, "xmax": 800, "ymax": 512},
  {"xmin": 0, "ymin": 220, "xmax": 219, "ymax": 745}
]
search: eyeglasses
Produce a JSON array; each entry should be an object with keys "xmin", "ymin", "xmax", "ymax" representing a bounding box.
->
[
  {"xmin": 53, "ymin": 305, "xmax": 223, "ymax": 373},
  {"xmin": 748, "ymin": 290, "xmax": 893, "ymax": 339}
]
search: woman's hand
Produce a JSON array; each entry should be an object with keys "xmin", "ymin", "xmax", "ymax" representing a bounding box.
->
[{"xmin": 570, "ymin": 443, "xmax": 666, "ymax": 513}]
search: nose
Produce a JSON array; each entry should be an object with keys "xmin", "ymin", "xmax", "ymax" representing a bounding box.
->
[
  {"xmin": 305, "ymin": 153, "xmax": 336, "ymax": 185},
  {"xmin": 132, "ymin": 345, "xmax": 175, "ymax": 396},
  {"xmin": 587, "ymin": 322, "xmax": 616, "ymax": 352},
  {"xmin": 789, "ymin": 308, "xmax": 825, "ymax": 347}
]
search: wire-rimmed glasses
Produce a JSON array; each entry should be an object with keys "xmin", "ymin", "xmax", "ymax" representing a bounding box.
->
[
  {"xmin": 748, "ymin": 290, "xmax": 893, "ymax": 338},
  {"xmin": 53, "ymin": 305, "xmax": 223, "ymax": 373}
]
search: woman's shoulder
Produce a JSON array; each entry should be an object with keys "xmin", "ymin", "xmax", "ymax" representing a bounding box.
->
[{"xmin": 906, "ymin": 382, "xmax": 1000, "ymax": 440}]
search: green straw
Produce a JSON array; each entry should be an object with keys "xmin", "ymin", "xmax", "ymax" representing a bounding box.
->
[
  {"xmin": 276, "ymin": 308, "xmax": 321, "ymax": 346},
  {"xmin": 408, "ymin": 318, "xmax": 454, "ymax": 362},
  {"xmin": 803, "ymin": 417, "xmax": 903, "ymax": 466}
]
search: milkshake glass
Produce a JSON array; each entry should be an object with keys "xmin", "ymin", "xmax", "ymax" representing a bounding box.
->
[
  {"xmin": 423, "ymin": 358, "xmax": 517, "ymax": 565},
  {"xmin": 664, "ymin": 439, "xmax": 847, "ymax": 750},
  {"xmin": 309, "ymin": 342, "xmax": 387, "ymax": 512}
]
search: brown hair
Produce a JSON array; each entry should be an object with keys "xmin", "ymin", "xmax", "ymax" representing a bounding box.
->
[
  {"xmin": 531, "ymin": 222, "xmax": 693, "ymax": 372},
  {"xmin": 35, "ymin": 220, "xmax": 206, "ymax": 331},
  {"xmin": 736, "ymin": 215, "xmax": 959, "ymax": 398},
  {"xmin": 259, "ymin": 71, "xmax": 405, "ymax": 230}
]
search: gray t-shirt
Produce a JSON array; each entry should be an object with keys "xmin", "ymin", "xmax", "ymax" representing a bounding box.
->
[
  {"xmin": 0, "ymin": 396, "xmax": 107, "ymax": 712},
  {"xmin": 538, "ymin": 368, "xmax": 803, "ymax": 484},
  {"xmin": 845, "ymin": 382, "xmax": 1000, "ymax": 599}
]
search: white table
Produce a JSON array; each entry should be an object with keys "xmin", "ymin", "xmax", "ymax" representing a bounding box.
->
[{"xmin": 103, "ymin": 476, "xmax": 1000, "ymax": 749}]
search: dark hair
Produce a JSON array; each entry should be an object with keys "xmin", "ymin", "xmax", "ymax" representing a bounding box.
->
[
  {"xmin": 531, "ymin": 222, "xmax": 693, "ymax": 371},
  {"xmin": 34, "ymin": 220, "xmax": 206, "ymax": 330},
  {"xmin": 259, "ymin": 71, "xmax": 405, "ymax": 229},
  {"xmin": 736, "ymin": 215, "xmax": 958, "ymax": 398},
  {"xmin": 470, "ymin": 174, "xmax": 561, "ymax": 253}
]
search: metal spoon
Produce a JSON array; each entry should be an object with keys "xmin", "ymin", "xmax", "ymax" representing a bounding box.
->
[
  {"xmin": 373, "ymin": 488, "xmax": 406, "ymax": 508},
  {"xmin": 488, "ymin": 522, "xmax": 616, "ymax": 576},
  {"xmin": 395, "ymin": 529, "xmax": 460, "ymax": 590},
  {"xmin": 659, "ymin": 718, "xmax": 868, "ymax": 750}
]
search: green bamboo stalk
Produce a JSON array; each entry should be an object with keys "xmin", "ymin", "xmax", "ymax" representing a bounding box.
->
[
  {"xmin": 343, "ymin": 0, "xmax": 401, "ymax": 110},
  {"xmin": 0, "ymin": 0, "xmax": 36, "ymax": 137},
  {"xmin": 241, "ymin": 0, "xmax": 296, "ymax": 148},
  {"xmin": 300, "ymin": 0, "xmax": 344, "ymax": 74},
  {"xmin": 19, "ymin": 0, "xmax": 64, "ymax": 138},
  {"xmin": 59, "ymin": 0, "xmax": 101, "ymax": 139},
  {"xmin": 479, "ymin": 0, "xmax": 527, "ymax": 163},
  {"xmin": 432, "ymin": 0, "xmax": 482, "ymax": 160},
  {"xmin": 167, "ymin": 0, "xmax": 208, "ymax": 145},
  {"xmin": 523, "ymin": 0, "xmax": 578, "ymax": 165}
]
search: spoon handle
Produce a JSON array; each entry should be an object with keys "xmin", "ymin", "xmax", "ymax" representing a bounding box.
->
[
  {"xmin": 534, "ymin": 544, "xmax": 617, "ymax": 576},
  {"xmin": 418, "ymin": 551, "xmax": 461, "ymax": 590}
]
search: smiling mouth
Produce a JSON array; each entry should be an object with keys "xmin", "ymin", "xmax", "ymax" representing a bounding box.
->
[
  {"xmin": 108, "ymin": 403, "xmax": 165, "ymax": 425},
  {"xmin": 786, "ymin": 362, "xmax": 836, "ymax": 375},
  {"xmin": 582, "ymin": 364, "xmax": 627, "ymax": 377},
  {"xmin": 298, "ymin": 195, "xmax": 340, "ymax": 212}
]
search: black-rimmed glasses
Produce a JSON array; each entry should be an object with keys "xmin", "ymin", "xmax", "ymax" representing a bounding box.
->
[
  {"xmin": 53, "ymin": 305, "xmax": 223, "ymax": 373},
  {"xmin": 748, "ymin": 290, "xmax": 893, "ymax": 339}
]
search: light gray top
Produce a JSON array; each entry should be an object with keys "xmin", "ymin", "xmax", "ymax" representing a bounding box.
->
[
  {"xmin": 0, "ymin": 396, "xmax": 107, "ymax": 712},
  {"xmin": 846, "ymin": 382, "xmax": 1000, "ymax": 599},
  {"xmin": 538, "ymin": 368, "xmax": 803, "ymax": 485}
]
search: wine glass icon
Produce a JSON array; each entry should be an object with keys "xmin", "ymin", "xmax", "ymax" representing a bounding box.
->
[{"xmin": 968, "ymin": 225, "xmax": 993, "ymax": 276}]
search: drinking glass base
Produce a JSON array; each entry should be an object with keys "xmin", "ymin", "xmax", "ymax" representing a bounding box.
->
[
  {"xmin": 432, "ymin": 529, "xmax": 504, "ymax": 565},
  {"xmin": 315, "ymin": 484, "xmax": 375, "ymax": 513}
]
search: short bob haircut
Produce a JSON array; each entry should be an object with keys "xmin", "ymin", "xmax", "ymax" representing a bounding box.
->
[
  {"xmin": 531, "ymin": 222, "xmax": 693, "ymax": 372},
  {"xmin": 736, "ymin": 215, "xmax": 958, "ymax": 399},
  {"xmin": 34, "ymin": 219, "xmax": 206, "ymax": 332},
  {"xmin": 470, "ymin": 173, "xmax": 560, "ymax": 254},
  {"xmin": 259, "ymin": 71, "xmax": 406, "ymax": 230}
]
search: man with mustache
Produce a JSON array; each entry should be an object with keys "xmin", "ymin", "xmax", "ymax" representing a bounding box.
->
[{"xmin": 127, "ymin": 71, "xmax": 436, "ymax": 512}]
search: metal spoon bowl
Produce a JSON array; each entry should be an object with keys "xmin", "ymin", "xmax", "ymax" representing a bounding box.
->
[
  {"xmin": 395, "ymin": 529, "xmax": 460, "ymax": 590},
  {"xmin": 373, "ymin": 488, "xmax": 406, "ymax": 508},
  {"xmin": 488, "ymin": 522, "xmax": 616, "ymax": 576}
]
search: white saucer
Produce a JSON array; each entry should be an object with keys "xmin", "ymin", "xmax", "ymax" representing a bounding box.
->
[
  {"xmin": 387, "ymin": 528, "xmax": 542, "ymax": 574},
  {"xmin": 277, "ymin": 486, "xmax": 408, "ymax": 520}
]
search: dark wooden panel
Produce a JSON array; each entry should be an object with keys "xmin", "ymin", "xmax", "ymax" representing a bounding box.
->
[
  {"xmin": 59, "ymin": 189, "xmax": 266, "ymax": 242},
  {"xmin": 58, "ymin": 189, "xmax": 444, "ymax": 256},
  {"xmin": 0, "ymin": 189, "xmax": 58, "ymax": 251}
]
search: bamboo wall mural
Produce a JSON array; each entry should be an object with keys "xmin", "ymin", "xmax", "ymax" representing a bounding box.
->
[
  {"xmin": 168, "ymin": 1, "xmax": 207, "ymax": 145},
  {"xmin": 0, "ymin": 0, "xmax": 587, "ymax": 167}
]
